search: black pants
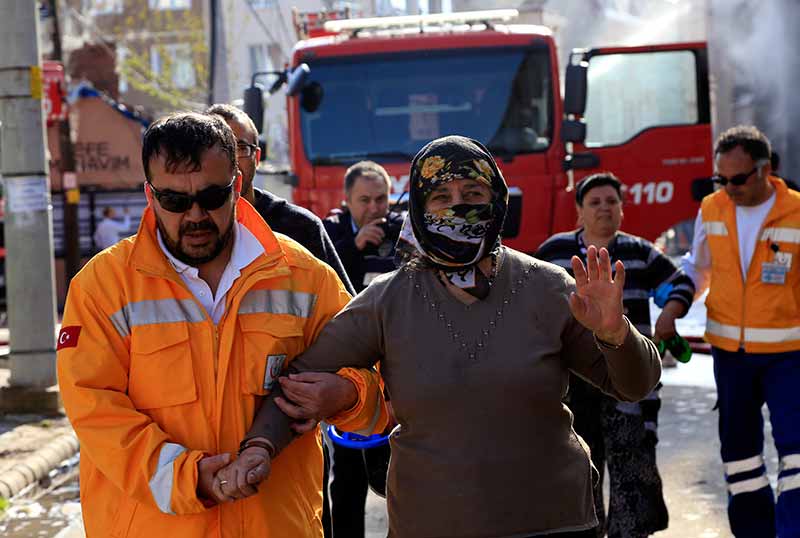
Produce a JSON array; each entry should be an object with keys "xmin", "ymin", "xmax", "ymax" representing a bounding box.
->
[
  {"xmin": 328, "ymin": 443, "xmax": 369, "ymax": 537},
  {"xmin": 321, "ymin": 441, "xmax": 332, "ymax": 536}
]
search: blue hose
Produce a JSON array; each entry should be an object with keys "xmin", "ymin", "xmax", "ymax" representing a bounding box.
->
[{"xmin": 327, "ymin": 425, "xmax": 389, "ymax": 449}]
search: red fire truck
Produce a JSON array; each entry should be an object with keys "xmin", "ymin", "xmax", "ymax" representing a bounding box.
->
[{"xmin": 248, "ymin": 9, "xmax": 712, "ymax": 254}]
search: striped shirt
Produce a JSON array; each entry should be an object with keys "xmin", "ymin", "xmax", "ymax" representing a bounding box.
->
[{"xmin": 535, "ymin": 229, "xmax": 695, "ymax": 337}]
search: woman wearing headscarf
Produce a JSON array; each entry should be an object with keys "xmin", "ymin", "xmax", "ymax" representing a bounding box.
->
[{"xmin": 224, "ymin": 136, "xmax": 661, "ymax": 538}]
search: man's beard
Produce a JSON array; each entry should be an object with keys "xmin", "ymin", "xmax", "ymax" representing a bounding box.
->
[{"xmin": 157, "ymin": 216, "xmax": 234, "ymax": 266}]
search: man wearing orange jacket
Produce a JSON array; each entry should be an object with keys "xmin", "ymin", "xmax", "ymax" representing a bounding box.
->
[
  {"xmin": 682, "ymin": 125, "xmax": 800, "ymax": 538},
  {"xmin": 56, "ymin": 112, "xmax": 386, "ymax": 538}
]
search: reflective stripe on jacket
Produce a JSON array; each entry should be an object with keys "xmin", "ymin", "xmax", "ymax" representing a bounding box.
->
[
  {"xmin": 702, "ymin": 177, "xmax": 800, "ymax": 353},
  {"xmin": 57, "ymin": 198, "xmax": 385, "ymax": 538}
]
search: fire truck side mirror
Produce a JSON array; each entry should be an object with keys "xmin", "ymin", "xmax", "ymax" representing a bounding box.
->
[
  {"xmin": 564, "ymin": 62, "xmax": 588, "ymax": 116},
  {"xmin": 500, "ymin": 187, "xmax": 522, "ymax": 239},
  {"xmin": 300, "ymin": 82, "xmax": 324, "ymax": 113},
  {"xmin": 287, "ymin": 64, "xmax": 311, "ymax": 96},
  {"xmin": 244, "ymin": 85, "xmax": 265, "ymax": 134},
  {"xmin": 561, "ymin": 119, "xmax": 586, "ymax": 143}
]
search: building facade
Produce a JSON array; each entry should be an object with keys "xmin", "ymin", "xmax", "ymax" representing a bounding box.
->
[{"xmin": 62, "ymin": 0, "xmax": 209, "ymax": 116}]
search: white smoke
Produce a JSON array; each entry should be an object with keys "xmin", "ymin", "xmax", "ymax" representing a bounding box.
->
[
  {"xmin": 545, "ymin": 0, "xmax": 798, "ymax": 180},
  {"xmin": 545, "ymin": 0, "xmax": 705, "ymax": 75},
  {"xmin": 710, "ymin": 0, "xmax": 798, "ymax": 180}
]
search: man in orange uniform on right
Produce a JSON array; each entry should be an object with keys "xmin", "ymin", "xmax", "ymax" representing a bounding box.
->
[{"xmin": 682, "ymin": 125, "xmax": 800, "ymax": 538}]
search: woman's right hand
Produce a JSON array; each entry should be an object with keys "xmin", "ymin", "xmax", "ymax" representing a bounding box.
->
[{"xmin": 275, "ymin": 372, "xmax": 358, "ymax": 433}]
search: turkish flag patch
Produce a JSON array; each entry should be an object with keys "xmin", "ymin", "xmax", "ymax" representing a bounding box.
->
[{"xmin": 57, "ymin": 326, "xmax": 81, "ymax": 350}]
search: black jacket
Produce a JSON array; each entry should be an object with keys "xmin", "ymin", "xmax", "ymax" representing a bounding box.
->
[
  {"xmin": 323, "ymin": 209, "xmax": 403, "ymax": 293},
  {"xmin": 253, "ymin": 188, "xmax": 355, "ymax": 295}
]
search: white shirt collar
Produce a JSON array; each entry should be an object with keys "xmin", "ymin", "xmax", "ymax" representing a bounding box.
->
[{"xmin": 156, "ymin": 222, "xmax": 265, "ymax": 324}]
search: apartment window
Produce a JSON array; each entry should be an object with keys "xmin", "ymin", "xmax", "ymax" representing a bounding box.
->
[
  {"xmin": 83, "ymin": 0, "xmax": 124, "ymax": 15},
  {"xmin": 149, "ymin": 0, "xmax": 191, "ymax": 10},
  {"xmin": 151, "ymin": 43, "xmax": 196, "ymax": 89}
]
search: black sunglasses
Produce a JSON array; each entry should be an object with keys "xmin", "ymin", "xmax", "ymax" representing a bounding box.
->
[
  {"xmin": 148, "ymin": 178, "xmax": 235, "ymax": 213},
  {"xmin": 711, "ymin": 166, "xmax": 758, "ymax": 186}
]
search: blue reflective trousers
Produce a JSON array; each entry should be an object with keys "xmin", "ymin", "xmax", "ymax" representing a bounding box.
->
[{"xmin": 713, "ymin": 347, "xmax": 800, "ymax": 538}]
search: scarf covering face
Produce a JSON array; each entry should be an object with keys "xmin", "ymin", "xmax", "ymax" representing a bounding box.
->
[{"xmin": 399, "ymin": 135, "xmax": 509, "ymax": 290}]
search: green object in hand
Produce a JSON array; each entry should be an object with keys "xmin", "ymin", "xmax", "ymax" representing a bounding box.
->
[{"xmin": 657, "ymin": 335, "xmax": 693, "ymax": 363}]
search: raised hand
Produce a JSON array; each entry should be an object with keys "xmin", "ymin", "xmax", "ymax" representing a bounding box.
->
[{"xmin": 569, "ymin": 245, "xmax": 628, "ymax": 345}]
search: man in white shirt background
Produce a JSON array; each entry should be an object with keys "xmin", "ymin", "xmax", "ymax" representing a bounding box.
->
[
  {"xmin": 682, "ymin": 125, "xmax": 800, "ymax": 538},
  {"xmin": 93, "ymin": 206, "xmax": 131, "ymax": 250}
]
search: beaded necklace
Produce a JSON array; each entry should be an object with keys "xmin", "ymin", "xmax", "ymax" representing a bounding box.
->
[{"xmin": 412, "ymin": 250, "xmax": 536, "ymax": 362}]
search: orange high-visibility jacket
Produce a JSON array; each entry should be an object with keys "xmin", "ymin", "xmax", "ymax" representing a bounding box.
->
[
  {"xmin": 57, "ymin": 199, "xmax": 386, "ymax": 538},
  {"xmin": 702, "ymin": 177, "xmax": 800, "ymax": 353}
]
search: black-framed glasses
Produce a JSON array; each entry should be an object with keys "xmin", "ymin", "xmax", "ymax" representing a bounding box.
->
[
  {"xmin": 236, "ymin": 141, "xmax": 259, "ymax": 159},
  {"xmin": 712, "ymin": 167, "xmax": 758, "ymax": 186},
  {"xmin": 147, "ymin": 178, "xmax": 235, "ymax": 213}
]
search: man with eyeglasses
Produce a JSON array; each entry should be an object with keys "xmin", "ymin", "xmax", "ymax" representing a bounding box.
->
[
  {"xmin": 56, "ymin": 112, "xmax": 386, "ymax": 538},
  {"xmin": 682, "ymin": 125, "xmax": 800, "ymax": 538},
  {"xmin": 205, "ymin": 104, "xmax": 354, "ymax": 295},
  {"xmin": 206, "ymin": 104, "xmax": 357, "ymax": 536}
]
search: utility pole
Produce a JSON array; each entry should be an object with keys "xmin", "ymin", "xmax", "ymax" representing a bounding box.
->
[
  {"xmin": 0, "ymin": 0, "xmax": 60, "ymax": 411},
  {"xmin": 207, "ymin": 0, "xmax": 228, "ymax": 105},
  {"xmin": 209, "ymin": 0, "xmax": 229, "ymax": 104},
  {"xmin": 208, "ymin": 0, "xmax": 217, "ymax": 105},
  {"xmin": 50, "ymin": 0, "xmax": 82, "ymax": 287}
]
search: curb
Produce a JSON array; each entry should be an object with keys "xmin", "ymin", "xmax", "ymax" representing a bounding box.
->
[{"xmin": 0, "ymin": 431, "xmax": 79, "ymax": 499}]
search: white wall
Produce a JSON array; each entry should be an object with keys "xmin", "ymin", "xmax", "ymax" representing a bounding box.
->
[{"xmin": 222, "ymin": 0, "xmax": 324, "ymax": 164}]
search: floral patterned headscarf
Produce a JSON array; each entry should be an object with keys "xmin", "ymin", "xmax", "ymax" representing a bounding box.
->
[{"xmin": 398, "ymin": 135, "xmax": 509, "ymax": 290}]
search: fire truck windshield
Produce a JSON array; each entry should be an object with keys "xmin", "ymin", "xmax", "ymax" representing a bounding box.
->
[{"xmin": 298, "ymin": 46, "xmax": 552, "ymax": 164}]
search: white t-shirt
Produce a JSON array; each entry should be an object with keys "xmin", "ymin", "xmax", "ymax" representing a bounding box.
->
[
  {"xmin": 682, "ymin": 191, "xmax": 776, "ymax": 295},
  {"xmin": 157, "ymin": 222, "xmax": 263, "ymax": 323},
  {"xmin": 735, "ymin": 192, "xmax": 776, "ymax": 278}
]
